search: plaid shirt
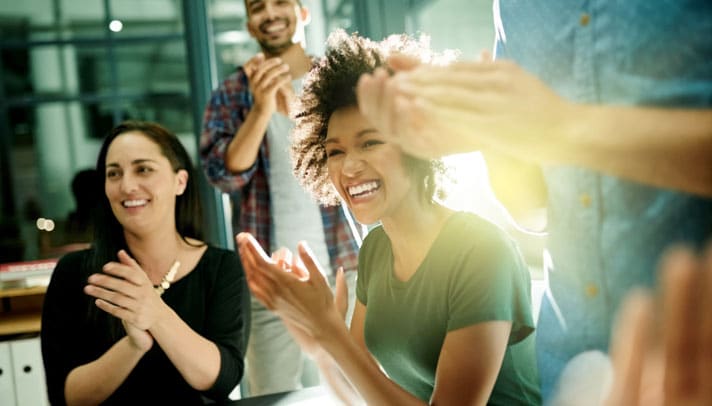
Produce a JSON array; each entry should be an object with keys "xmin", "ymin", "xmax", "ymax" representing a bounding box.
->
[{"xmin": 200, "ymin": 67, "xmax": 360, "ymax": 274}]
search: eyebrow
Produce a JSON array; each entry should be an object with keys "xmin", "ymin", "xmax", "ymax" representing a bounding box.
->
[
  {"xmin": 106, "ymin": 158, "xmax": 158, "ymax": 168},
  {"xmin": 324, "ymin": 128, "xmax": 379, "ymax": 144}
]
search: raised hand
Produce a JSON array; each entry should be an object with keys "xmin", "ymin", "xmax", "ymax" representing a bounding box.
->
[
  {"xmin": 244, "ymin": 53, "xmax": 292, "ymax": 116},
  {"xmin": 236, "ymin": 232, "xmax": 343, "ymax": 340},
  {"xmin": 85, "ymin": 250, "xmax": 169, "ymax": 345},
  {"xmin": 605, "ymin": 246, "xmax": 712, "ymax": 406},
  {"xmin": 357, "ymin": 53, "xmax": 575, "ymax": 163}
]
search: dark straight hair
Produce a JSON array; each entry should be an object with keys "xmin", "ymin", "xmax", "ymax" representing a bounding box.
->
[{"xmin": 88, "ymin": 121, "xmax": 204, "ymax": 339}]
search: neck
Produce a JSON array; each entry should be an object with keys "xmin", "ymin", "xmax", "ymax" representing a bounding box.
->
[
  {"xmin": 123, "ymin": 228, "xmax": 184, "ymax": 280},
  {"xmin": 269, "ymin": 42, "xmax": 312, "ymax": 80},
  {"xmin": 381, "ymin": 199, "xmax": 451, "ymax": 271}
]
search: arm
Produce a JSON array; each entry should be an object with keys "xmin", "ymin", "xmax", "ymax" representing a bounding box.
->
[
  {"xmin": 358, "ymin": 58, "xmax": 712, "ymax": 197},
  {"xmin": 224, "ymin": 55, "xmax": 291, "ymax": 172},
  {"xmin": 237, "ymin": 233, "xmax": 515, "ymax": 405},
  {"xmin": 84, "ymin": 250, "xmax": 240, "ymax": 394},
  {"xmin": 199, "ymin": 55, "xmax": 291, "ymax": 191},
  {"xmin": 41, "ymin": 252, "xmax": 149, "ymax": 405},
  {"xmin": 63, "ymin": 338, "xmax": 148, "ymax": 405}
]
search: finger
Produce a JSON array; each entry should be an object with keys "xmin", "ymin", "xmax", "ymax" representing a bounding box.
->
[
  {"xmin": 86, "ymin": 286, "xmax": 135, "ymax": 310},
  {"xmin": 660, "ymin": 247, "xmax": 700, "ymax": 403},
  {"xmin": 334, "ymin": 267, "xmax": 348, "ymax": 321},
  {"xmin": 296, "ymin": 241, "xmax": 329, "ymax": 287},
  {"xmin": 605, "ymin": 290, "xmax": 654, "ymax": 406},
  {"xmin": 359, "ymin": 68, "xmax": 390, "ymax": 132},
  {"xmin": 86, "ymin": 273, "xmax": 139, "ymax": 299},
  {"xmin": 246, "ymin": 276, "xmax": 277, "ymax": 310},
  {"xmin": 387, "ymin": 53, "xmax": 421, "ymax": 71},
  {"xmin": 251, "ymin": 58, "xmax": 289, "ymax": 88},
  {"xmin": 236, "ymin": 232, "xmax": 272, "ymax": 262},
  {"xmin": 106, "ymin": 250, "xmax": 149, "ymax": 286},
  {"xmin": 94, "ymin": 298, "xmax": 134, "ymax": 321},
  {"xmin": 356, "ymin": 73, "xmax": 383, "ymax": 127},
  {"xmin": 244, "ymin": 53, "xmax": 265, "ymax": 76},
  {"xmin": 289, "ymin": 255, "xmax": 310, "ymax": 280}
]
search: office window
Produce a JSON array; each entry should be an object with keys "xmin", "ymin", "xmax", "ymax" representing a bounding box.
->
[{"xmin": 0, "ymin": 0, "xmax": 192, "ymax": 262}]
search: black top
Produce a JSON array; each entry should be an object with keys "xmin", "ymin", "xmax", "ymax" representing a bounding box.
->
[{"xmin": 41, "ymin": 246, "xmax": 250, "ymax": 405}]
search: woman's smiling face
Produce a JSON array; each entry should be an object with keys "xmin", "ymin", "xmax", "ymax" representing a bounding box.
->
[
  {"xmin": 103, "ymin": 131, "xmax": 187, "ymax": 236},
  {"xmin": 325, "ymin": 106, "xmax": 416, "ymax": 225}
]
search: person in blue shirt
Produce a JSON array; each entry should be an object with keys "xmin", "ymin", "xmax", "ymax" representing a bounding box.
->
[{"xmin": 356, "ymin": 2, "xmax": 712, "ymax": 402}]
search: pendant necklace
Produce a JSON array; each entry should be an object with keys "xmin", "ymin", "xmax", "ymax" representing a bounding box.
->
[{"xmin": 154, "ymin": 260, "xmax": 181, "ymax": 296}]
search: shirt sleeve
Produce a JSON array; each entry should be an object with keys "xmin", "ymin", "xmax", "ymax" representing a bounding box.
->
[
  {"xmin": 199, "ymin": 68, "xmax": 259, "ymax": 193},
  {"xmin": 200, "ymin": 248, "xmax": 251, "ymax": 400},
  {"xmin": 446, "ymin": 225, "xmax": 535, "ymax": 345}
]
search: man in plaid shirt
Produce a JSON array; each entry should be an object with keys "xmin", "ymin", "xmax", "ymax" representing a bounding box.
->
[{"xmin": 200, "ymin": 0, "xmax": 361, "ymax": 397}]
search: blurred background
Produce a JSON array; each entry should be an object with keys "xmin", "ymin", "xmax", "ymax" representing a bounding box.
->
[{"xmin": 0, "ymin": 0, "xmax": 534, "ymax": 265}]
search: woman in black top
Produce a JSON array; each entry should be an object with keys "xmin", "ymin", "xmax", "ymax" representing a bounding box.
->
[{"xmin": 41, "ymin": 121, "xmax": 250, "ymax": 405}]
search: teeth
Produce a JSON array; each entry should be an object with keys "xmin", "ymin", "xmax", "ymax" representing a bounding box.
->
[
  {"xmin": 348, "ymin": 181, "xmax": 379, "ymax": 197},
  {"xmin": 264, "ymin": 22, "xmax": 286, "ymax": 33},
  {"xmin": 123, "ymin": 199, "xmax": 147, "ymax": 208}
]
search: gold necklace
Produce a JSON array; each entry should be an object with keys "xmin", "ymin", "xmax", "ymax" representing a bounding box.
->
[{"xmin": 154, "ymin": 260, "xmax": 180, "ymax": 296}]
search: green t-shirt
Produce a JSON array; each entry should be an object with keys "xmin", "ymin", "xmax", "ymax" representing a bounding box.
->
[{"xmin": 356, "ymin": 212, "xmax": 541, "ymax": 405}]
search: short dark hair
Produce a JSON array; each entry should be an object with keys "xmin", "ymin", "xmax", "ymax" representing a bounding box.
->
[{"xmin": 291, "ymin": 30, "xmax": 451, "ymax": 206}]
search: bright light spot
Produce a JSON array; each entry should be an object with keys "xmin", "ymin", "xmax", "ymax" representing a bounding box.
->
[
  {"xmin": 36, "ymin": 217, "xmax": 56, "ymax": 231},
  {"xmin": 109, "ymin": 20, "xmax": 123, "ymax": 32}
]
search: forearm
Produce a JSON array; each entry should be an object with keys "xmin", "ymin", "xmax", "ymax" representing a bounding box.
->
[
  {"xmin": 317, "ymin": 315, "xmax": 426, "ymax": 406},
  {"xmin": 564, "ymin": 105, "xmax": 712, "ymax": 197},
  {"xmin": 225, "ymin": 107, "xmax": 272, "ymax": 173},
  {"xmin": 312, "ymin": 352, "xmax": 364, "ymax": 405},
  {"xmin": 150, "ymin": 306, "xmax": 221, "ymax": 391},
  {"xmin": 64, "ymin": 337, "xmax": 146, "ymax": 406}
]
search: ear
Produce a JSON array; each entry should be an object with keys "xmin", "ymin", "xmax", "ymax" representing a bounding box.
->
[
  {"xmin": 176, "ymin": 169, "xmax": 189, "ymax": 196},
  {"xmin": 299, "ymin": 6, "xmax": 311, "ymax": 25}
]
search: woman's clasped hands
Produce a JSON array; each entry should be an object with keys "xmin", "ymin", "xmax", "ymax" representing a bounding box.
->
[{"xmin": 84, "ymin": 249, "xmax": 169, "ymax": 352}]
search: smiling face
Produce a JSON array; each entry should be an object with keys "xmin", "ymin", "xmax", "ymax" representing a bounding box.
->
[
  {"xmin": 325, "ymin": 106, "xmax": 417, "ymax": 225},
  {"xmin": 103, "ymin": 131, "xmax": 188, "ymax": 237},
  {"xmin": 245, "ymin": 0, "xmax": 307, "ymax": 55}
]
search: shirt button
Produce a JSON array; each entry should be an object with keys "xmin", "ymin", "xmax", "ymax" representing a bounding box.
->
[
  {"xmin": 579, "ymin": 193, "xmax": 592, "ymax": 208},
  {"xmin": 585, "ymin": 283, "xmax": 599, "ymax": 298},
  {"xmin": 580, "ymin": 13, "xmax": 590, "ymax": 26}
]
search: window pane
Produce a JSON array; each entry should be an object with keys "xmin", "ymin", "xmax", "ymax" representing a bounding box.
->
[
  {"xmin": 108, "ymin": 0, "xmax": 183, "ymax": 38},
  {"xmin": 5, "ymin": 103, "xmax": 104, "ymax": 261}
]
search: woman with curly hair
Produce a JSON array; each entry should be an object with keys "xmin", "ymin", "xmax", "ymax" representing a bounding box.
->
[{"xmin": 237, "ymin": 30, "xmax": 540, "ymax": 405}]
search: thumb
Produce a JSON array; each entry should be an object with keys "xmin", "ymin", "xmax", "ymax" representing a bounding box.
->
[
  {"xmin": 117, "ymin": 249, "xmax": 141, "ymax": 271},
  {"xmin": 388, "ymin": 53, "xmax": 421, "ymax": 71},
  {"xmin": 334, "ymin": 267, "xmax": 348, "ymax": 321}
]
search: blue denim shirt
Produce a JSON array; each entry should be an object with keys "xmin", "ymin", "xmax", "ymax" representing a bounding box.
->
[{"xmin": 494, "ymin": 0, "xmax": 712, "ymax": 401}]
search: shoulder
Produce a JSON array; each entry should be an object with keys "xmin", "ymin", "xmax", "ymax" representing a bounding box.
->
[
  {"xmin": 441, "ymin": 212, "xmax": 519, "ymax": 258},
  {"xmin": 199, "ymin": 245, "xmax": 242, "ymax": 268},
  {"xmin": 215, "ymin": 67, "xmax": 249, "ymax": 93},
  {"xmin": 360, "ymin": 225, "xmax": 389, "ymax": 257},
  {"xmin": 47, "ymin": 249, "xmax": 94, "ymax": 291}
]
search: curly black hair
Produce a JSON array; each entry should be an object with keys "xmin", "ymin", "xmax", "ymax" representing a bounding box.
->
[{"xmin": 291, "ymin": 30, "xmax": 452, "ymax": 206}]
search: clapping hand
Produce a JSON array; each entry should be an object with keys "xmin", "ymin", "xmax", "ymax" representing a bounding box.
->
[
  {"xmin": 244, "ymin": 53, "xmax": 294, "ymax": 116},
  {"xmin": 236, "ymin": 232, "xmax": 347, "ymax": 346},
  {"xmin": 605, "ymin": 246, "xmax": 712, "ymax": 406},
  {"xmin": 84, "ymin": 250, "xmax": 168, "ymax": 352}
]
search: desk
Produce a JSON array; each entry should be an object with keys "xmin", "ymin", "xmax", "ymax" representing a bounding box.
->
[{"xmin": 226, "ymin": 386, "xmax": 337, "ymax": 405}]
